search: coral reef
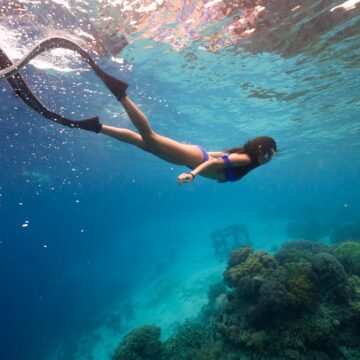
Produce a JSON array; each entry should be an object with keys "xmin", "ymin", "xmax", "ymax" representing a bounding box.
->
[
  {"xmin": 217, "ymin": 243, "xmax": 360, "ymax": 358},
  {"xmin": 227, "ymin": 245, "xmax": 253, "ymax": 267},
  {"xmin": 113, "ymin": 240, "xmax": 360, "ymax": 360},
  {"xmin": 334, "ymin": 242, "xmax": 360, "ymax": 276},
  {"xmin": 223, "ymin": 247, "xmax": 278, "ymax": 300},
  {"xmin": 311, "ymin": 253, "xmax": 349, "ymax": 303},
  {"xmin": 112, "ymin": 325, "xmax": 162, "ymax": 360},
  {"xmin": 200, "ymin": 281, "xmax": 228, "ymax": 320},
  {"xmin": 275, "ymin": 239, "xmax": 329, "ymax": 265},
  {"xmin": 163, "ymin": 323, "xmax": 222, "ymax": 360}
]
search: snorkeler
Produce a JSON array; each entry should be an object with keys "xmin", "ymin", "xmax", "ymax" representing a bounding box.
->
[{"xmin": 0, "ymin": 37, "xmax": 277, "ymax": 184}]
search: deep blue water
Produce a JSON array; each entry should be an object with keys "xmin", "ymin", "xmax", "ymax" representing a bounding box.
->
[{"xmin": 0, "ymin": 1, "xmax": 360, "ymax": 359}]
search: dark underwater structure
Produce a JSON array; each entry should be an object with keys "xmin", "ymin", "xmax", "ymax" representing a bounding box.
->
[{"xmin": 113, "ymin": 239, "xmax": 360, "ymax": 360}]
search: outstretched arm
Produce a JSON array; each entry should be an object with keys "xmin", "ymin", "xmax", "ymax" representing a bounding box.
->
[
  {"xmin": 177, "ymin": 158, "xmax": 223, "ymax": 184},
  {"xmin": 177, "ymin": 153, "xmax": 251, "ymax": 184},
  {"xmin": 207, "ymin": 151, "xmax": 225, "ymax": 157}
]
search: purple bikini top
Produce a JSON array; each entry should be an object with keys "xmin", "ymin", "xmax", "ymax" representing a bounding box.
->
[
  {"xmin": 218, "ymin": 153, "xmax": 260, "ymax": 183},
  {"xmin": 218, "ymin": 153, "xmax": 238, "ymax": 182}
]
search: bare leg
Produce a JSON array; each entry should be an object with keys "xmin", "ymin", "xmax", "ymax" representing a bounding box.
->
[
  {"xmin": 114, "ymin": 96, "xmax": 204, "ymax": 165},
  {"xmin": 100, "ymin": 95, "xmax": 205, "ymax": 166},
  {"xmin": 99, "ymin": 95, "xmax": 152, "ymax": 151},
  {"xmin": 100, "ymin": 125, "xmax": 147, "ymax": 150},
  {"xmin": 119, "ymin": 96, "xmax": 155, "ymax": 141}
]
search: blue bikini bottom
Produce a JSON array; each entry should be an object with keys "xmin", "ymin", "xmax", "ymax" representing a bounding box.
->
[
  {"xmin": 187, "ymin": 145, "xmax": 209, "ymax": 170},
  {"xmin": 196, "ymin": 145, "xmax": 209, "ymax": 162}
]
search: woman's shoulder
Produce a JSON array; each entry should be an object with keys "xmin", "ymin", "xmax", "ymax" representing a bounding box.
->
[{"xmin": 227, "ymin": 153, "xmax": 252, "ymax": 165}]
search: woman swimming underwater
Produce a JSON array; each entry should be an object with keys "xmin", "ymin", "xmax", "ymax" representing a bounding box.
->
[
  {"xmin": 100, "ymin": 96, "xmax": 277, "ymax": 184},
  {"xmin": 0, "ymin": 37, "xmax": 277, "ymax": 184}
]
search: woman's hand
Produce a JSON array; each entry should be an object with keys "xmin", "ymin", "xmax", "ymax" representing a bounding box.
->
[{"xmin": 178, "ymin": 172, "xmax": 195, "ymax": 184}]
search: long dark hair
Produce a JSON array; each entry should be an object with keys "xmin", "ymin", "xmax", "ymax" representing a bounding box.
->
[{"xmin": 225, "ymin": 136, "xmax": 277, "ymax": 163}]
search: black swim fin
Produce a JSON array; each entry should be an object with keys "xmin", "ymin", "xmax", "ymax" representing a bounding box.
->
[
  {"xmin": 0, "ymin": 37, "xmax": 133, "ymax": 132},
  {"xmin": 0, "ymin": 37, "xmax": 129, "ymax": 101},
  {"xmin": 0, "ymin": 46, "xmax": 102, "ymax": 133},
  {"xmin": 92, "ymin": 65, "xmax": 128, "ymax": 101}
]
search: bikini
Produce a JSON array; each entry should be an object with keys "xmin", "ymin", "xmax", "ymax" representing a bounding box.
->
[
  {"xmin": 197, "ymin": 145, "xmax": 209, "ymax": 162},
  {"xmin": 193, "ymin": 147, "xmax": 235, "ymax": 182},
  {"xmin": 218, "ymin": 153, "xmax": 238, "ymax": 183},
  {"xmin": 196, "ymin": 147, "xmax": 259, "ymax": 183}
]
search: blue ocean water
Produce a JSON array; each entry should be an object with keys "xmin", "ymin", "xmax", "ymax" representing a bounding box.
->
[{"xmin": 0, "ymin": 1, "xmax": 360, "ymax": 359}]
